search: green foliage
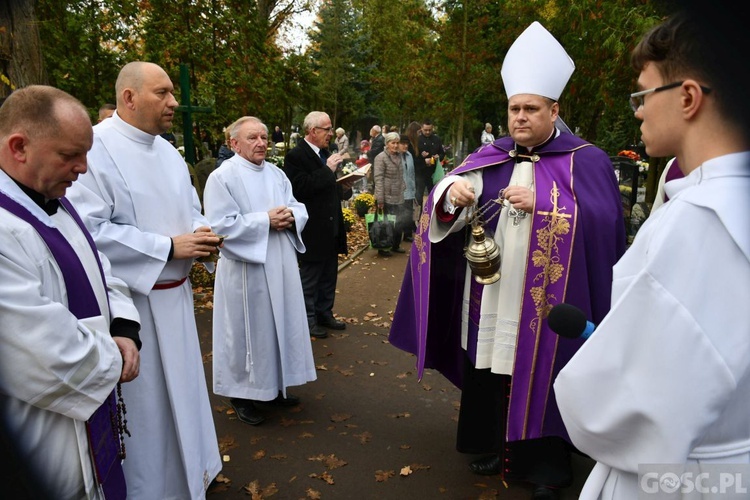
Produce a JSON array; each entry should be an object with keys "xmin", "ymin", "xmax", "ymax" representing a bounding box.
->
[
  {"xmin": 36, "ymin": 0, "xmax": 141, "ymax": 117},
  {"xmin": 308, "ymin": 0, "xmax": 367, "ymax": 131},
  {"xmin": 32, "ymin": 0, "xmax": 668, "ymax": 160}
]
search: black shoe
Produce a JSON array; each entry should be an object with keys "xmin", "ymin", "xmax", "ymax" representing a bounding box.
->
[
  {"xmin": 532, "ymin": 486, "xmax": 559, "ymax": 500},
  {"xmin": 469, "ymin": 454, "xmax": 502, "ymax": 476},
  {"xmin": 309, "ymin": 324, "xmax": 329, "ymax": 338},
  {"xmin": 270, "ymin": 392, "xmax": 300, "ymax": 406},
  {"xmin": 391, "ymin": 247, "xmax": 406, "ymax": 253},
  {"xmin": 229, "ymin": 398, "xmax": 265, "ymax": 426},
  {"xmin": 318, "ymin": 316, "xmax": 346, "ymax": 330},
  {"xmin": 378, "ymin": 249, "xmax": 392, "ymax": 257},
  {"xmin": 403, "ymin": 235, "xmax": 413, "ymax": 242}
]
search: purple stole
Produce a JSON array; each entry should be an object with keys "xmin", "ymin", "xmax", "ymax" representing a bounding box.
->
[
  {"xmin": 401, "ymin": 138, "xmax": 589, "ymax": 441},
  {"xmin": 0, "ymin": 192, "xmax": 126, "ymax": 499}
]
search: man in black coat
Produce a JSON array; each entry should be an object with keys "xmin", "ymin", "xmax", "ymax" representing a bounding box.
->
[
  {"xmin": 415, "ymin": 119, "xmax": 445, "ymax": 206},
  {"xmin": 283, "ymin": 111, "xmax": 355, "ymax": 339}
]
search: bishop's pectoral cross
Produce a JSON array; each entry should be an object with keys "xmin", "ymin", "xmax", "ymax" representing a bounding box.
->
[{"xmin": 508, "ymin": 207, "xmax": 528, "ymax": 226}]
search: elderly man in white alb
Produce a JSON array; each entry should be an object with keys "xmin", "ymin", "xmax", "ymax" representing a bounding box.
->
[{"xmin": 203, "ymin": 116, "xmax": 316, "ymax": 426}]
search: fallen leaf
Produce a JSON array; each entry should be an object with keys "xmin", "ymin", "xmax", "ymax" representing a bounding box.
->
[
  {"xmin": 252, "ymin": 450, "xmax": 266, "ymax": 460},
  {"xmin": 309, "ymin": 471, "xmax": 335, "ymax": 485},
  {"xmin": 299, "ymin": 432, "xmax": 314, "ymax": 439},
  {"xmin": 306, "ymin": 487, "xmax": 322, "ymax": 499},
  {"xmin": 329, "ymin": 413, "xmax": 351, "ymax": 422},
  {"xmin": 375, "ymin": 470, "xmax": 395, "ymax": 482},
  {"xmin": 387, "ymin": 412, "xmax": 411, "ymax": 419},
  {"xmin": 214, "ymin": 473, "xmax": 231, "ymax": 483},
  {"xmin": 408, "ymin": 463, "xmax": 431, "ymax": 471},
  {"xmin": 400, "ymin": 465, "xmax": 413, "ymax": 476},
  {"xmin": 354, "ymin": 431, "xmax": 372, "ymax": 444},
  {"xmin": 218, "ymin": 435, "xmax": 238, "ymax": 454},
  {"xmin": 270, "ymin": 454, "xmax": 287, "ymax": 460}
]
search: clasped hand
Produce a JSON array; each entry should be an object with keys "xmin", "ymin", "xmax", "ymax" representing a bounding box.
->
[
  {"xmin": 269, "ymin": 206, "xmax": 294, "ymax": 231},
  {"xmin": 172, "ymin": 226, "xmax": 224, "ymax": 260}
]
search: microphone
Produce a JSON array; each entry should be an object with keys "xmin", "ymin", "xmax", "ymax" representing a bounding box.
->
[{"xmin": 548, "ymin": 303, "xmax": 595, "ymax": 340}]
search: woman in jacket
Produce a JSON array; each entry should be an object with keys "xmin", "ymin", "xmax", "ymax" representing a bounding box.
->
[{"xmin": 373, "ymin": 132, "xmax": 406, "ymax": 256}]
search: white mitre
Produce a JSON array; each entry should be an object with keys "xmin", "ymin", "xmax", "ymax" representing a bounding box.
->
[{"xmin": 501, "ymin": 21, "xmax": 575, "ymax": 100}]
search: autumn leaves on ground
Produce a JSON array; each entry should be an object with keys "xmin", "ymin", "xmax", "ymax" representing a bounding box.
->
[{"xmin": 189, "ymin": 214, "xmax": 587, "ymax": 499}]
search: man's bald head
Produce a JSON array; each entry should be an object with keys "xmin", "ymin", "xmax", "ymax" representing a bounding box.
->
[{"xmin": 114, "ymin": 61, "xmax": 178, "ymax": 135}]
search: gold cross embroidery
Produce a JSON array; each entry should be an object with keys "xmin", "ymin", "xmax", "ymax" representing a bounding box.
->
[{"xmin": 536, "ymin": 181, "xmax": 571, "ymax": 222}]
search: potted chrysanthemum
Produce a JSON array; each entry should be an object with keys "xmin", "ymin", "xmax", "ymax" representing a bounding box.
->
[{"xmin": 353, "ymin": 192, "xmax": 375, "ymax": 217}]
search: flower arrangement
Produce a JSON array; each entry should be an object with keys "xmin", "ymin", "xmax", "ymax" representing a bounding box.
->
[
  {"xmin": 342, "ymin": 207, "xmax": 356, "ymax": 231},
  {"xmin": 353, "ymin": 192, "xmax": 375, "ymax": 216},
  {"xmin": 341, "ymin": 164, "xmax": 354, "ymax": 176},
  {"xmin": 617, "ymin": 149, "xmax": 641, "ymax": 161},
  {"xmin": 266, "ymin": 155, "xmax": 284, "ymax": 168},
  {"xmin": 618, "ymin": 149, "xmax": 648, "ymax": 174}
]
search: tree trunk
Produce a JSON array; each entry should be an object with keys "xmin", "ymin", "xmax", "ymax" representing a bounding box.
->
[{"xmin": 0, "ymin": 0, "xmax": 45, "ymax": 99}]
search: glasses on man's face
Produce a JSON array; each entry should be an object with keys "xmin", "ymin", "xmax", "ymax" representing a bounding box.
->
[
  {"xmin": 629, "ymin": 81, "xmax": 712, "ymax": 112},
  {"xmin": 316, "ymin": 126, "xmax": 333, "ymax": 133}
]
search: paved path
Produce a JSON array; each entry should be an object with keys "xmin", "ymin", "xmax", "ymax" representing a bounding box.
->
[{"xmin": 199, "ymin": 242, "xmax": 593, "ymax": 499}]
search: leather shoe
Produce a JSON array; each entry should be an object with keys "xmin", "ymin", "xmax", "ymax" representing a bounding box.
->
[
  {"xmin": 318, "ymin": 316, "xmax": 346, "ymax": 330},
  {"xmin": 403, "ymin": 235, "xmax": 413, "ymax": 242},
  {"xmin": 309, "ymin": 324, "xmax": 328, "ymax": 338},
  {"xmin": 229, "ymin": 398, "xmax": 265, "ymax": 426},
  {"xmin": 378, "ymin": 249, "xmax": 392, "ymax": 257},
  {"xmin": 469, "ymin": 454, "xmax": 502, "ymax": 476},
  {"xmin": 391, "ymin": 247, "xmax": 406, "ymax": 253},
  {"xmin": 270, "ymin": 392, "xmax": 300, "ymax": 406},
  {"xmin": 532, "ymin": 486, "xmax": 559, "ymax": 500}
]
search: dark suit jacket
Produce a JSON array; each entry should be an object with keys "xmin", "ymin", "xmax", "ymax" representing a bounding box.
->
[{"xmin": 283, "ymin": 140, "xmax": 352, "ymax": 261}]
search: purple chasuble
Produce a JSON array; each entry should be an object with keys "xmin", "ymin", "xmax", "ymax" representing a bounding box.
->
[
  {"xmin": 389, "ymin": 133, "xmax": 626, "ymax": 442},
  {"xmin": 0, "ymin": 192, "xmax": 126, "ymax": 499}
]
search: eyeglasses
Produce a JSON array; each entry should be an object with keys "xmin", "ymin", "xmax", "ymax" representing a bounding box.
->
[
  {"xmin": 629, "ymin": 81, "xmax": 712, "ymax": 112},
  {"xmin": 315, "ymin": 126, "xmax": 333, "ymax": 133}
]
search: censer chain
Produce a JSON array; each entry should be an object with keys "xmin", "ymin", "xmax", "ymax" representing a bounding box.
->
[{"xmin": 465, "ymin": 190, "xmax": 506, "ymax": 228}]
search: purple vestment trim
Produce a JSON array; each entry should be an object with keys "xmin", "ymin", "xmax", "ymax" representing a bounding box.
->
[{"xmin": 0, "ymin": 192, "xmax": 126, "ymax": 499}]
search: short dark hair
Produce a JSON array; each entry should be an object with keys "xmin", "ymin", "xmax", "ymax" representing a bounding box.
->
[{"xmin": 632, "ymin": 4, "xmax": 750, "ymax": 136}]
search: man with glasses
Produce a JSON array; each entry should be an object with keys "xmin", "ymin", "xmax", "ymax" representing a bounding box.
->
[
  {"xmin": 283, "ymin": 111, "xmax": 354, "ymax": 339},
  {"xmin": 555, "ymin": 3, "xmax": 750, "ymax": 499}
]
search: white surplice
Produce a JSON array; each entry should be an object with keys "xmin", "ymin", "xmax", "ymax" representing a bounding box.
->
[
  {"xmin": 203, "ymin": 155, "xmax": 316, "ymax": 400},
  {"xmin": 0, "ymin": 170, "xmax": 138, "ymax": 499},
  {"xmin": 554, "ymin": 153, "xmax": 750, "ymax": 499},
  {"xmin": 66, "ymin": 113, "xmax": 221, "ymax": 500}
]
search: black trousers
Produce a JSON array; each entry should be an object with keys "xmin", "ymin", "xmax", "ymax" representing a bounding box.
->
[
  {"xmin": 298, "ymin": 256, "xmax": 338, "ymax": 325},
  {"xmin": 456, "ymin": 353, "xmax": 573, "ymax": 488},
  {"xmin": 414, "ymin": 166, "xmax": 435, "ymax": 206}
]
